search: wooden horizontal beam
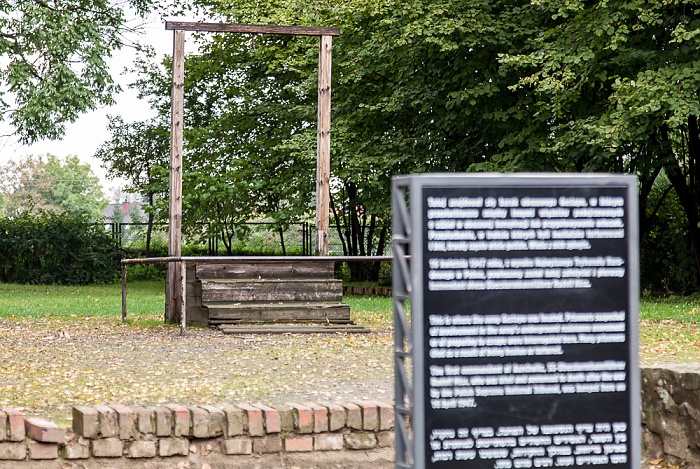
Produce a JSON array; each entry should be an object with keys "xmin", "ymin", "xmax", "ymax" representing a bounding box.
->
[
  {"xmin": 165, "ymin": 21, "xmax": 340, "ymax": 37},
  {"xmin": 122, "ymin": 255, "xmax": 396, "ymax": 265}
]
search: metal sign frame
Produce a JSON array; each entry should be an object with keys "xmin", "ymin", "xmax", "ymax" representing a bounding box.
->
[{"xmin": 392, "ymin": 173, "xmax": 640, "ymax": 469}]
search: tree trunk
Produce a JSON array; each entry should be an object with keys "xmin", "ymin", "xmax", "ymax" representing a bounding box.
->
[
  {"xmin": 145, "ymin": 192, "xmax": 155, "ymax": 258},
  {"xmin": 659, "ymin": 124, "xmax": 700, "ymax": 280},
  {"xmin": 277, "ymin": 226, "xmax": 286, "ymax": 256}
]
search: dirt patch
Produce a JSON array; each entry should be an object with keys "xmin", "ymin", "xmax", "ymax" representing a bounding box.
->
[{"xmin": 0, "ymin": 316, "xmax": 393, "ymax": 422}]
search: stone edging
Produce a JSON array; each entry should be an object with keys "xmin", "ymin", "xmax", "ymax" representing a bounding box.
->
[
  {"xmin": 0, "ymin": 401, "xmax": 394, "ymax": 464},
  {"xmin": 642, "ymin": 365, "xmax": 700, "ymax": 465}
]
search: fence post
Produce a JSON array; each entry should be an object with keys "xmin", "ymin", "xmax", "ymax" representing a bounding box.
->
[
  {"xmin": 121, "ymin": 263, "xmax": 127, "ymax": 323},
  {"xmin": 180, "ymin": 261, "xmax": 186, "ymax": 336}
]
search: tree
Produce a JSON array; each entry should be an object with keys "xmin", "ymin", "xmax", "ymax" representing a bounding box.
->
[
  {"xmin": 498, "ymin": 0, "xmax": 700, "ymax": 290},
  {"xmin": 0, "ymin": 0, "xmax": 152, "ymax": 143},
  {"xmin": 115, "ymin": 0, "xmax": 546, "ymax": 279},
  {"xmin": 96, "ymin": 116, "xmax": 169, "ymax": 256},
  {"xmin": 0, "ymin": 154, "xmax": 108, "ymax": 222}
]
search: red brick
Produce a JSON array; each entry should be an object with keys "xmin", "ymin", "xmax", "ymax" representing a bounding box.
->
[
  {"xmin": 200, "ymin": 404, "xmax": 225, "ymax": 437},
  {"xmin": 110, "ymin": 405, "xmax": 135, "ymax": 439},
  {"xmin": 252, "ymin": 404, "xmax": 281, "ymax": 434},
  {"xmin": 59, "ymin": 439, "xmax": 90, "ymax": 459},
  {"xmin": 345, "ymin": 433, "xmax": 377, "ymax": 450},
  {"xmin": 0, "ymin": 410, "xmax": 6, "ymax": 441},
  {"xmin": 132, "ymin": 406, "xmax": 154, "ymax": 434},
  {"xmin": 237, "ymin": 404, "xmax": 264, "ymax": 436},
  {"xmin": 72, "ymin": 406, "xmax": 98, "ymax": 439},
  {"xmin": 147, "ymin": 406, "xmax": 172, "ymax": 437},
  {"xmin": 24, "ymin": 417, "xmax": 65, "ymax": 443},
  {"xmin": 0, "ymin": 442, "xmax": 25, "ymax": 460},
  {"xmin": 286, "ymin": 403, "xmax": 313, "ymax": 434},
  {"xmin": 271, "ymin": 405, "xmax": 294, "ymax": 432},
  {"xmin": 253, "ymin": 435, "xmax": 282, "ymax": 453},
  {"xmin": 352, "ymin": 401, "xmax": 379, "ymax": 431},
  {"xmin": 284, "ymin": 436, "xmax": 313, "ymax": 452},
  {"xmin": 28, "ymin": 442, "xmax": 58, "ymax": 460},
  {"xmin": 303, "ymin": 402, "xmax": 328, "ymax": 433},
  {"xmin": 314, "ymin": 433, "xmax": 344, "ymax": 451},
  {"xmin": 4, "ymin": 408, "xmax": 25, "ymax": 441},
  {"xmin": 125, "ymin": 440, "xmax": 157, "ymax": 458},
  {"xmin": 91, "ymin": 437, "xmax": 123, "ymax": 457},
  {"xmin": 343, "ymin": 403, "xmax": 362, "ymax": 430},
  {"xmin": 220, "ymin": 405, "xmax": 245, "ymax": 437},
  {"xmin": 165, "ymin": 404, "xmax": 190, "ymax": 437},
  {"xmin": 221, "ymin": 438, "xmax": 252, "ymax": 455},
  {"xmin": 378, "ymin": 431, "xmax": 395, "ymax": 447},
  {"xmin": 94, "ymin": 404, "xmax": 118, "ymax": 437},
  {"xmin": 187, "ymin": 406, "xmax": 209, "ymax": 438},
  {"xmin": 159, "ymin": 437, "xmax": 189, "ymax": 457},
  {"xmin": 372, "ymin": 401, "xmax": 395, "ymax": 430},
  {"xmin": 317, "ymin": 402, "xmax": 346, "ymax": 431}
]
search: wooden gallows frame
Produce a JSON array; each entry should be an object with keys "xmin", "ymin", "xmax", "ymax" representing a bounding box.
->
[{"xmin": 164, "ymin": 21, "xmax": 339, "ymax": 322}]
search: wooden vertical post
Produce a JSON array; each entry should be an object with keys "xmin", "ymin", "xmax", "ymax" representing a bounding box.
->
[
  {"xmin": 180, "ymin": 261, "xmax": 187, "ymax": 335},
  {"xmin": 316, "ymin": 35, "xmax": 332, "ymax": 256},
  {"xmin": 121, "ymin": 263, "xmax": 127, "ymax": 323},
  {"xmin": 167, "ymin": 29, "xmax": 185, "ymax": 323}
]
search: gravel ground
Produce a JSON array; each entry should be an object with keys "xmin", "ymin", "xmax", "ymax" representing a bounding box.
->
[
  {"xmin": 0, "ymin": 315, "xmax": 691, "ymax": 467},
  {"xmin": 0, "ymin": 316, "xmax": 393, "ymax": 422}
]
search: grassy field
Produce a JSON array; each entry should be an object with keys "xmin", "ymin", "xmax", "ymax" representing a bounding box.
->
[
  {"xmin": 0, "ymin": 280, "xmax": 698, "ymax": 430},
  {"xmin": 0, "ymin": 281, "xmax": 165, "ymax": 319},
  {"xmin": 1, "ymin": 281, "xmax": 699, "ymax": 363},
  {"xmin": 0, "ymin": 281, "xmax": 395, "ymax": 329}
]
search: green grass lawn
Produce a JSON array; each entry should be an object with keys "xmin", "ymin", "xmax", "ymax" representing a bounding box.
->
[
  {"xmin": 1, "ymin": 281, "xmax": 699, "ymax": 363},
  {"xmin": 1, "ymin": 281, "xmax": 698, "ymax": 323},
  {"xmin": 0, "ymin": 281, "xmax": 166, "ymax": 324},
  {"xmin": 0, "ymin": 281, "xmax": 395, "ymax": 328}
]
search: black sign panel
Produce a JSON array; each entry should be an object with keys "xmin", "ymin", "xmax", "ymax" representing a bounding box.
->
[{"xmin": 417, "ymin": 181, "xmax": 638, "ymax": 469}]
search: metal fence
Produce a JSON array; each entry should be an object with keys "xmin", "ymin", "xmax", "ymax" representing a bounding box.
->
[{"xmin": 104, "ymin": 221, "xmax": 354, "ymax": 257}]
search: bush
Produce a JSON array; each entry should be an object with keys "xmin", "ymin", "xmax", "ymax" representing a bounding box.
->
[{"xmin": 0, "ymin": 211, "xmax": 117, "ymax": 284}]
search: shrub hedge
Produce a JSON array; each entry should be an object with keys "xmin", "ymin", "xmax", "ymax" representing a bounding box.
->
[{"xmin": 0, "ymin": 211, "xmax": 117, "ymax": 284}]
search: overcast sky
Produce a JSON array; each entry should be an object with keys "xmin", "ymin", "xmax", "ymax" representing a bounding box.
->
[{"xmin": 0, "ymin": 18, "xmax": 175, "ymax": 199}]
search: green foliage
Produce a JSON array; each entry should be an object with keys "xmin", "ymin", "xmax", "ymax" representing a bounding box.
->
[
  {"xmin": 0, "ymin": 211, "xmax": 117, "ymax": 285},
  {"xmin": 0, "ymin": 154, "xmax": 108, "ymax": 222},
  {"xmin": 101, "ymin": 0, "xmax": 700, "ymax": 289},
  {"xmin": 113, "ymin": 0, "xmax": 547, "ymax": 280},
  {"xmin": 499, "ymin": 0, "xmax": 700, "ymax": 290},
  {"xmin": 0, "ymin": 0, "xmax": 153, "ymax": 143}
]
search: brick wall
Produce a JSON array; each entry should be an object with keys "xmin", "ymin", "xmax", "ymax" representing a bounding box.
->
[{"xmin": 0, "ymin": 401, "xmax": 395, "ymax": 467}]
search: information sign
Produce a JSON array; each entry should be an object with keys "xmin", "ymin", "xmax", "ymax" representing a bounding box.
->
[{"xmin": 399, "ymin": 174, "xmax": 639, "ymax": 469}]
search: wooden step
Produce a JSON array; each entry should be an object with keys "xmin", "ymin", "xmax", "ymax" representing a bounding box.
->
[
  {"xmin": 219, "ymin": 324, "xmax": 370, "ymax": 334},
  {"xmin": 206, "ymin": 301, "xmax": 351, "ymax": 324},
  {"xmin": 196, "ymin": 260, "xmax": 334, "ymax": 280},
  {"xmin": 200, "ymin": 279, "xmax": 343, "ymax": 302}
]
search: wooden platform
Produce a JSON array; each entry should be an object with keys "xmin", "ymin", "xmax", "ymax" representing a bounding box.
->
[
  {"xmin": 186, "ymin": 260, "xmax": 355, "ymax": 329},
  {"xmin": 220, "ymin": 324, "xmax": 370, "ymax": 334}
]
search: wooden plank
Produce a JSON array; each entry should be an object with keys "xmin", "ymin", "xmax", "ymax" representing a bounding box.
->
[
  {"xmin": 211, "ymin": 318, "xmax": 353, "ymax": 325},
  {"xmin": 186, "ymin": 295, "xmax": 201, "ymax": 307},
  {"xmin": 220, "ymin": 325, "xmax": 369, "ymax": 334},
  {"xmin": 167, "ymin": 29, "xmax": 186, "ymax": 324},
  {"xmin": 207, "ymin": 302, "xmax": 350, "ymax": 321},
  {"xmin": 165, "ymin": 21, "xmax": 340, "ymax": 37},
  {"xmin": 186, "ymin": 306, "xmax": 209, "ymax": 326},
  {"xmin": 200, "ymin": 280, "xmax": 343, "ymax": 302},
  {"xmin": 195, "ymin": 261, "xmax": 335, "ymax": 279},
  {"xmin": 315, "ymin": 35, "xmax": 332, "ymax": 256}
]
